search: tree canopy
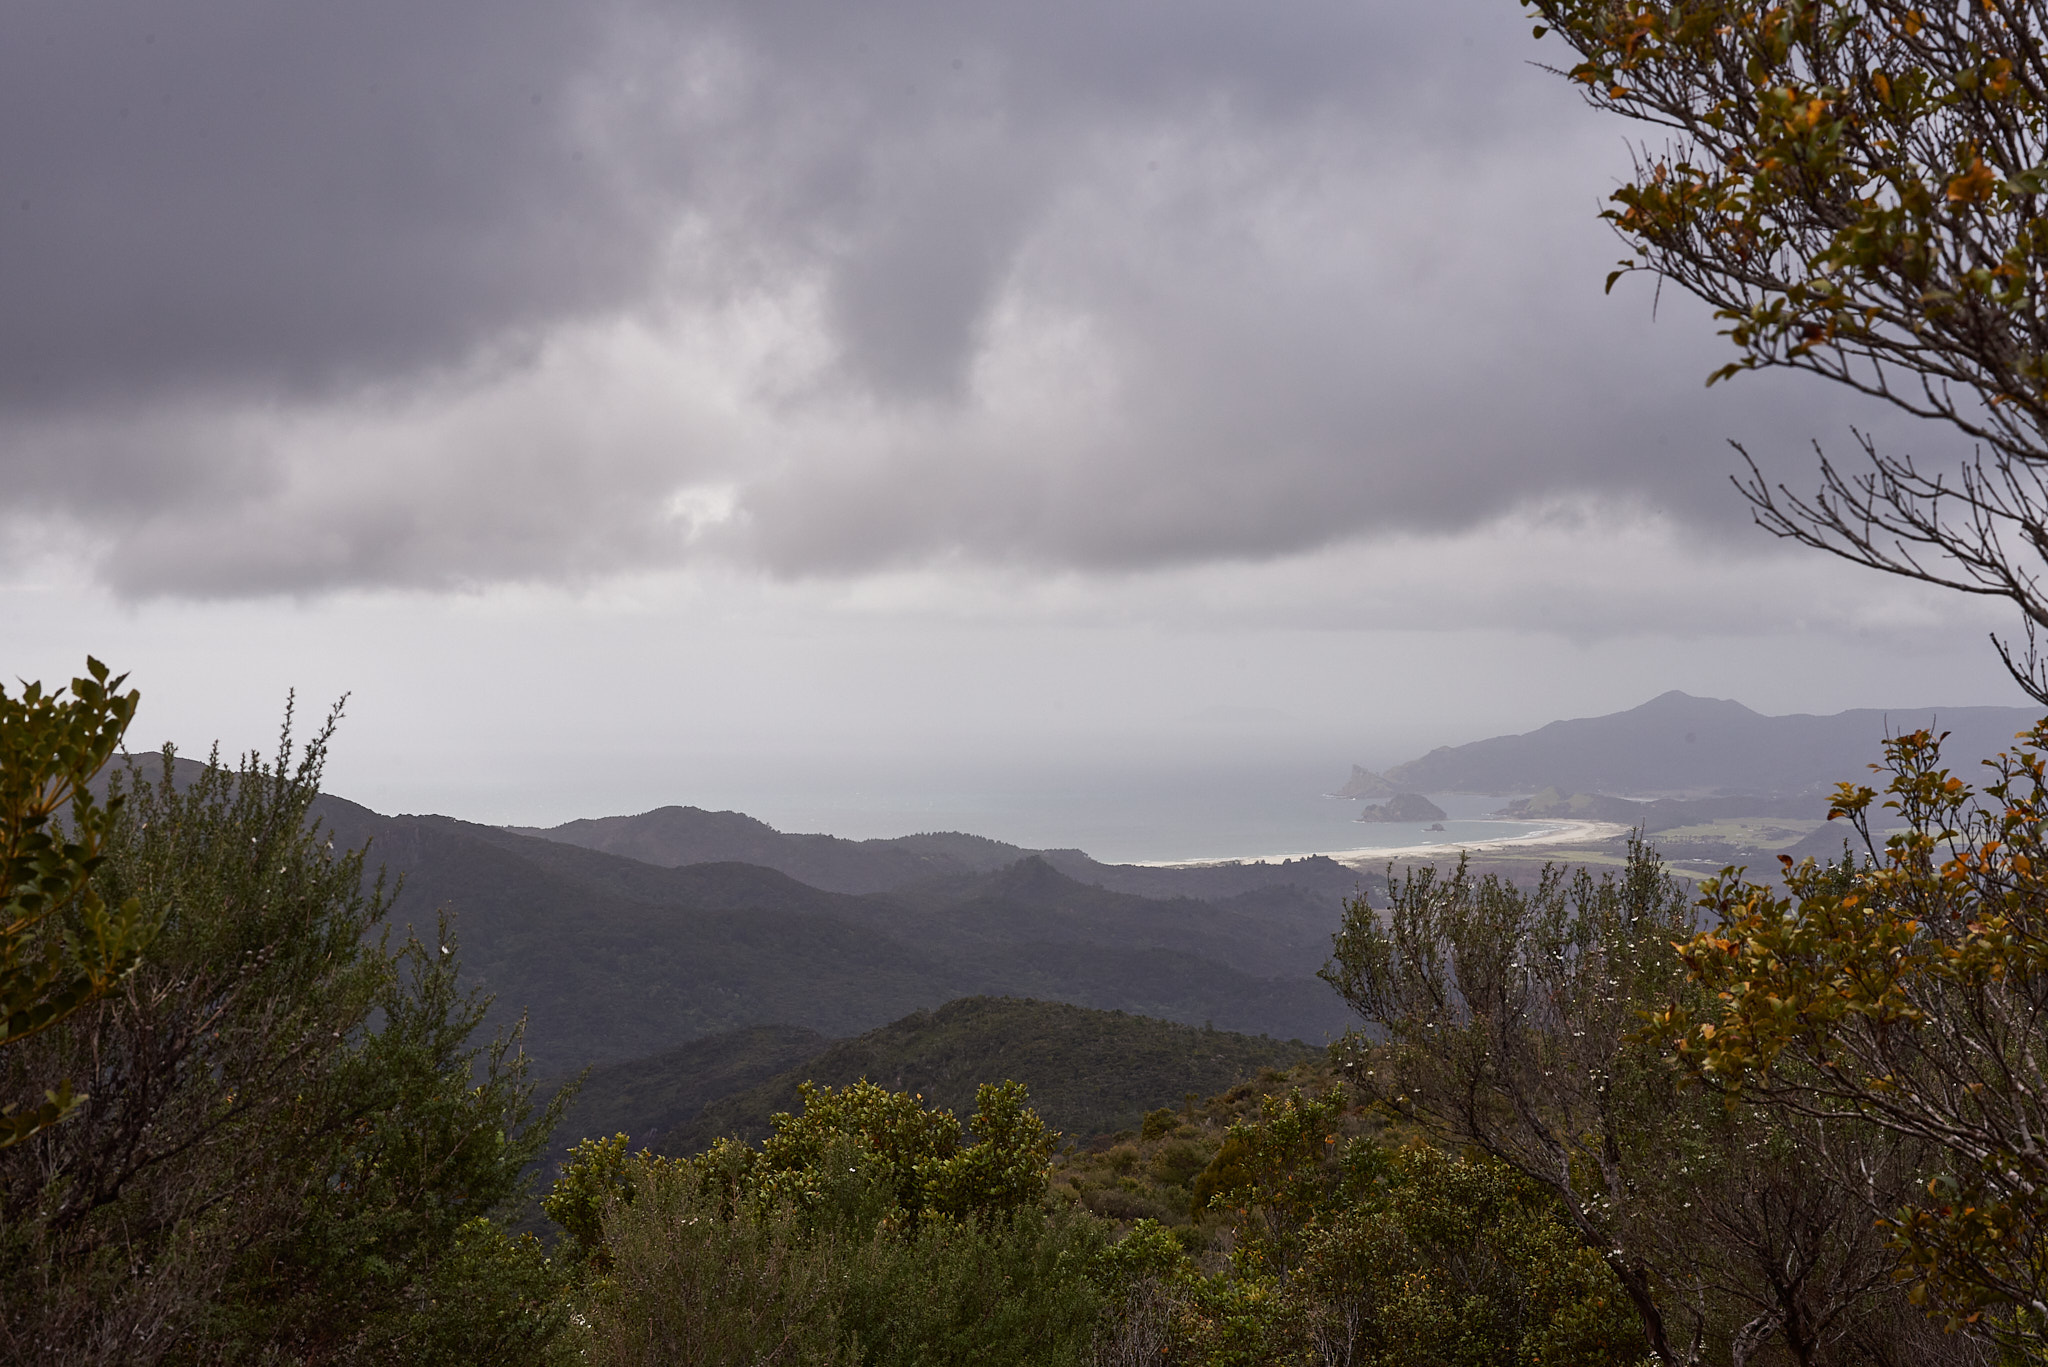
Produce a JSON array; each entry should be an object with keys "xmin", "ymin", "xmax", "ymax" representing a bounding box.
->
[
  {"xmin": 1656, "ymin": 724, "xmax": 2048, "ymax": 1343},
  {"xmin": 1, "ymin": 694, "xmax": 569, "ymax": 1365},
  {"xmin": 1524, "ymin": 0, "xmax": 2048, "ymax": 697}
]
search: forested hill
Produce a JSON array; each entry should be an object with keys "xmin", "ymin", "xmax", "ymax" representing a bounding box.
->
[
  {"xmin": 297, "ymin": 800, "xmax": 1363, "ymax": 1076},
  {"xmin": 658, "ymin": 996, "xmax": 1318, "ymax": 1154},
  {"xmin": 1383, "ymin": 690, "xmax": 2039, "ymax": 796},
  {"xmin": 541, "ymin": 1023, "xmax": 832, "ymax": 1168}
]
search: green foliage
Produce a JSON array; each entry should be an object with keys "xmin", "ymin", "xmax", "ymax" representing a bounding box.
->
[
  {"xmin": 0, "ymin": 706, "xmax": 572, "ymax": 1365},
  {"xmin": 750, "ymin": 1078, "xmax": 971, "ymax": 1227},
  {"xmin": 575, "ymin": 1160, "xmax": 844, "ymax": 1366},
  {"xmin": 832, "ymin": 1204, "xmax": 1106, "ymax": 1367},
  {"xmin": 1322, "ymin": 839, "xmax": 1955, "ymax": 1364},
  {"xmin": 924, "ymin": 1080, "xmax": 1058, "ymax": 1222},
  {"xmin": 671, "ymin": 995, "xmax": 1317, "ymax": 1154},
  {"xmin": 1190, "ymin": 1087, "xmax": 1348, "ymax": 1276},
  {"xmin": 1092, "ymin": 1104, "xmax": 1643, "ymax": 1367},
  {"xmin": 1320, "ymin": 845, "xmax": 1700, "ymax": 1356},
  {"xmin": 565, "ymin": 1078, "xmax": 1103, "ymax": 1367},
  {"xmin": 680, "ymin": 1077, "xmax": 1056, "ymax": 1235},
  {"xmin": 565, "ymin": 1057, "xmax": 1666, "ymax": 1365},
  {"xmin": 581, "ymin": 1156, "xmax": 1106, "ymax": 1367},
  {"xmin": 544, "ymin": 1133, "xmax": 648, "ymax": 1268},
  {"xmin": 1293, "ymin": 1141, "xmax": 1644, "ymax": 1367},
  {"xmin": 337, "ymin": 1217, "xmax": 572, "ymax": 1367},
  {"xmin": 0, "ymin": 657, "xmax": 149, "ymax": 1149},
  {"xmin": 1054, "ymin": 1058, "xmax": 1352, "ymax": 1234},
  {"xmin": 1140, "ymin": 1107, "xmax": 1178, "ymax": 1142},
  {"xmin": 1657, "ymin": 721, "xmax": 2048, "ymax": 1348},
  {"xmin": 202, "ymin": 912, "xmax": 570, "ymax": 1359}
]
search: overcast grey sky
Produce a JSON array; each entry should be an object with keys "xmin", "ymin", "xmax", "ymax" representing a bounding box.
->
[{"xmin": 0, "ymin": 0, "xmax": 2027, "ymax": 829}]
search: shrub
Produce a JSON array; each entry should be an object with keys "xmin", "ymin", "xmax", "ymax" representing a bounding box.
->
[{"xmin": 0, "ymin": 708, "xmax": 570, "ymax": 1365}]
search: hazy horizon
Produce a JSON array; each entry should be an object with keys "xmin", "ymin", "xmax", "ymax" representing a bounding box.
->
[{"xmin": 86, "ymin": 678, "xmax": 2036, "ymax": 863}]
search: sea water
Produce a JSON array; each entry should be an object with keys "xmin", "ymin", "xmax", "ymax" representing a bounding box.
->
[{"xmin": 669, "ymin": 757, "xmax": 1542, "ymax": 866}]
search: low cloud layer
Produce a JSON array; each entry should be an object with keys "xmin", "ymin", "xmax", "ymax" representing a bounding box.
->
[{"xmin": 0, "ymin": 0, "xmax": 1955, "ymax": 598}]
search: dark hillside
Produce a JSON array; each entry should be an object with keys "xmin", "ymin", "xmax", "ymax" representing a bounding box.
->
[
  {"xmin": 508, "ymin": 805, "xmax": 1032, "ymax": 892},
  {"xmin": 360, "ymin": 816, "xmax": 969, "ymax": 1074},
  {"xmin": 874, "ymin": 856, "xmax": 1337, "ymax": 978},
  {"xmin": 1036, "ymin": 850, "xmax": 1372, "ymax": 904},
  {"xmin": 917, "ymin": 939, "xmax": 1349, "ymax": 1043},
  {"xmin": 267, "ymin": 810, "xmax": 1355, "ymax": 1073},
  {"xmin": 419, "ymin": 817, "xmax": 888, "ymax": 919},
  {"xmin": 667, "ymin": 996, "xmax": 1320, "ymax": 1152},
  {"xmin": 98, "ymin": 763, "xmax": 1361, "ymax": 1075},
  {"xmin": 543, "ymin": 1023, "xmax": 829, "ymax": 1168}
]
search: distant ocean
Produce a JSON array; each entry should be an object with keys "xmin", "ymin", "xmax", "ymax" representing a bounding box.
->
[{"xmin": 680, "ymin": 758, "xmax": 1543, "ymax": 867}]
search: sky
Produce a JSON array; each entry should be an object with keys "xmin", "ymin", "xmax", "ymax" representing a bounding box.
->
[{"xmin": 1, "ymin": 0, "xmax": 2031, "ymax": 835}]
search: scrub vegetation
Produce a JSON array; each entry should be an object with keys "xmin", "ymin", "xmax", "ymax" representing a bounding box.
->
[
  {"xmin": 5, "ymin": 660, "xmax": 2046, "ymax": 1365},
  {"xmin": 0, "ymin": 668, "xmax": 566, "ymax": 1365}
]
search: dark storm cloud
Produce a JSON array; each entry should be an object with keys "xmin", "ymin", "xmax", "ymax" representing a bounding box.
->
[
  {"xmin": 0, "ymin": 0, "xmax": 652, "ymax": 407},
  {"xmin": 0, "ymin": 0, "xmax": 1905, "ymax": 595}
]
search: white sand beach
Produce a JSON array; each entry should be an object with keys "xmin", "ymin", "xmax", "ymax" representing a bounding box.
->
[
  {"xmin": 1320, "ymin": 819, "xmax": 1633, "ymax": 866},
  {"xmin": 1143, "ymin": 819, "xmax": 1633, "ymax": 870}
]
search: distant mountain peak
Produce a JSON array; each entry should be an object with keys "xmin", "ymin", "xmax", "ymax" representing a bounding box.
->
[
  {"xmin": 1627, "ymin": 690, "xmax": 1761, "ymax": 718},
  {"xmin": 1382, "ymin": 692, "xmax": 2039, "ymax": 797},
  {"xmin": 1334, "ymin": 765, "xmax": 1396, "ymax": 799}
]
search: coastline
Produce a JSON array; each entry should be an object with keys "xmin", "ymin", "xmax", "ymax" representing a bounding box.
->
[
  {"xmin": 1321, "ymin": 819, "xmax": 1632, "ymax": 866},
  {"xmin": 1138, "ymin": 819, "xmax": 1633, "ymax": 870}
]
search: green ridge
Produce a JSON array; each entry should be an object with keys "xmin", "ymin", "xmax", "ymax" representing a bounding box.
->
[{"xmin": 661, "ymin": 996, "xmax": 1317, "ymax": 1154}]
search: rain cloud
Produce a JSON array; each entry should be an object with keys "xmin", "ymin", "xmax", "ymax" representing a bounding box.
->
[{"xmin": 0, "ymin": 0, "xmax": 1930, "ymax": 597}]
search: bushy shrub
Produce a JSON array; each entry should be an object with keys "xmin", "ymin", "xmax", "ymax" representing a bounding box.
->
[
  {"xmin": 0, "ymin": 709, "xmax": 570, "ymax": 1365},
  {"xmin": 578, "ymin": 1161, "xmax": 842, "ymax": 1367},
  {"xmin": 1290, "ymin": 1141, "xmax": 1644, "ymax": 1367},
  {"xmin": 1091, "ymin": 1105, "xmax": 1643, "ymax": 1367},
  {"xmin": 562, "ymin": 1078, "xmax": 1104, "ymax": 1367}
]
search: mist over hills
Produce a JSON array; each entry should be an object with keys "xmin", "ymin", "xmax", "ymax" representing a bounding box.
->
[
  {"xmin": 1380, "ymin": 690, "xmax": 2039, "ymax": 796},
  {"xmin": 510, "ymin": 803, "xmax": 1367, "ymax": 902}
]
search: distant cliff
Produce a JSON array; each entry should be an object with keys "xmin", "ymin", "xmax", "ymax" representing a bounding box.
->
[
  {"xmin": 1334, "ymin": 765, "xmax": 1396, "ymax": 799},
  {"xmin": 1356, "ymin": 793, "xmax": 1447, "ymax": 823}
]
